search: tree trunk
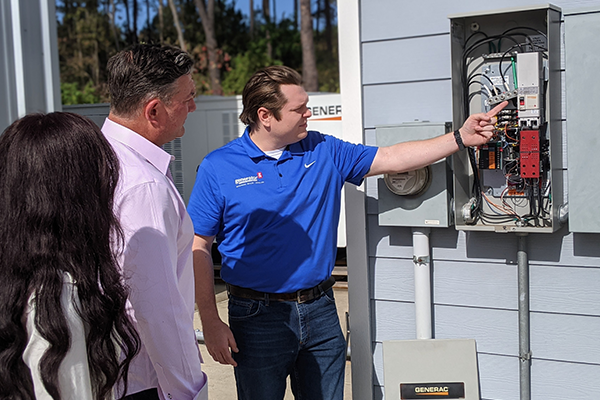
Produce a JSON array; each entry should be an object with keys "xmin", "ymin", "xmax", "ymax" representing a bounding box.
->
[
  {"xmin": 146, "ymin": 0, "xmax": 150, "ymax": 31},
  {"xmin": 294, "ymin": 0, "xmax": 298, "ymax": 31},
  {"xmin": 194, "ymin": 0, "xmax": 223, "ymax": 95},
  {"xmin": 132, "ymin": 0, "xmax": 138, "ymax": 41},
  {"xmin": 158, "ymin": 0, "xmax": 164, "ymax": 44},
  {"xmin": 323, "ymin": 0, "xmax": 332, "ymax": 53},
  {"xmin": 262, "ymin": 0, "xmax": 272, "ymax": 59},
  {"xmin": 122, "ymin": 0, "xmax": 132, "ymax": 43},
  {"xmin": 300, "ymin": 0, "xmax": 318, "ymax": 91},
  {"xmin": 108, "ymin": 0, "xmax": 120, "ymax": 50},
  {"xmin": 167, "ymin": 0, "xmax": 187, "ymax": 52},
  {"xmin": 249, "ymin": 0, "xmax": 254, "ymax": 38}
]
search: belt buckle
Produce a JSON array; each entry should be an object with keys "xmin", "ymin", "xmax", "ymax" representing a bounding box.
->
[{"xmin": 297, "ymin": 289, "xmax": 309, "ymax": 304}]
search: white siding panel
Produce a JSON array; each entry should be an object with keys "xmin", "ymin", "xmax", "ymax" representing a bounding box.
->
[
  {"xmin": 528, "ymin": 229, "xmax": 600, "ymax": 267},
  {"xmin": 363, "ymin": 80, "xmax": 452, "ymax": 129},
  {"xmin": 362, "ymin": 35, "xmax": 451, "ymax": 85},
  {"xmin": 432, "ymin": 229, "xmax": 519, "ymax": 264},
  {"xmin": 367, "ymin": 216, "xmax": 414, "ymax": 258},
  {"xmin": 373, "ymin": 300, "xmax": 416, "ymax": 342},
  {"xmin": 477, "ymin": 353, "xmax": 520, "ymax": 400},
  {"xmin": 531, "ymin": 359, "xmax": 600, "ymax": 400},
  {"xmin": 373, "ymin": 342, "xmax": 384, "ymax": 387},
  {"xmin": 372, "ymin": 257, "xmax": 415, "ymax": 302},
  {"xmin": 530, "ymin": 265, "xmax": 600, "ymax": 315},
  {"xmin": 434, "ymin": 260, "xmax": 518, "ymax": 310},
  {"xmin": 434, "ymin": 305, "xmax": 519, "ymax": 355},
  {"xmin": 530, "ymin": 312, "xmax": 600, "ymax": 364},
  {"xmin": 360, "ymin": 0, "xmax": 529, "ymax": 42}
]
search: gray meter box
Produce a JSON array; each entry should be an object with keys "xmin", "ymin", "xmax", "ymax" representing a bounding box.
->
[
  {"xmin": 383, "ymin": 339, "xmax": 479, "ymax": 400},
  {"xmin": 376, "ymin": 122, "xmax": 453, "ymax": 228}
]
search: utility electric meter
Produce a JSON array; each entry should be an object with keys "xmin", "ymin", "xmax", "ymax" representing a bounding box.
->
[{"xmin": 383, "ymin": 167, "xmax": 431, "ymax": 196}]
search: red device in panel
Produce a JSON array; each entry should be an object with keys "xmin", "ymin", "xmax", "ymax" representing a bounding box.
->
[{"xmin": 520, "ymin": 130, "xmax": 540, "ymax": 178}]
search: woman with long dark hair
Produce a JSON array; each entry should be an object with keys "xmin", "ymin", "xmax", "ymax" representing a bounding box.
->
[{"xmin": 0, "ymin": 112, "xmax": 140, "ymax": 399}]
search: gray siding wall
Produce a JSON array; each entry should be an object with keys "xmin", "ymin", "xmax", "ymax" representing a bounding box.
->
[{"xmin": 358, "ymin": 1, "xmax": 600, "ymax": 399}]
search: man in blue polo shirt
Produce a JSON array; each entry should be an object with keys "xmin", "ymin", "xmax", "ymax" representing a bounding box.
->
[{"xmin": 187, "ymin": 66, "xmax": 506, "ymax": 400}]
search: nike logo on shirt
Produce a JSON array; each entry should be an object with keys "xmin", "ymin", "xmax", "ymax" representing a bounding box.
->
[{"xmin": 304, "ymin": 161, "xmax": 316, "ymax": 168}]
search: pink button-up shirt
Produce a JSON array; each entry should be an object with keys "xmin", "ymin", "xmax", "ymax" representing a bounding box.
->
[{"xmin": 103, "ymin": 119, "xmax": 207, "ymax": 400}]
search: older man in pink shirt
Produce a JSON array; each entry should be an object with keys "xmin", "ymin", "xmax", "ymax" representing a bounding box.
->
[{"xmin": 102, "ymin": 44, "xmax": 207, "ymax": 400}]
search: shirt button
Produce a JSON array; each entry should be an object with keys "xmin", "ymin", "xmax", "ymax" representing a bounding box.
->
[{"xmin": 167, "ymin": 395, "xmax": 172, "ymax": 399}]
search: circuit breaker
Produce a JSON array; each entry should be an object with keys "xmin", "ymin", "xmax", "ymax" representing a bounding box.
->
[{"xmin": 449, "ymin": 5, "xmax": 563, "ymax": 233}]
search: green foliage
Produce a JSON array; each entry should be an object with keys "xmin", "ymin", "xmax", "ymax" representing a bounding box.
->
[
  {"xmin": 61, "ymin": 81, "xmax": 101, "ymax": 105},
  {"xmin": 56, "ymin": 1, "xmax": 340, "ymax": 98},
  {"xmin": 316, "ymin": 25, "xmax": 339, "ymax": 93},
  {"xmin": 221, "ymin": 18, "xmax": 302, "ymax": 95},
  {"xmin": 221, "ymin": 46, "xmax": 281, "ymax": 95}
]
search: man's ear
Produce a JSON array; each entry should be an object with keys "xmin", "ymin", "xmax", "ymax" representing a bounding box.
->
[
  {"xmin": 256, "ymin": 107, "xmax": 272, "ymax": 129},
  {"xmin": 144, "ymin": 98, "xmax": 164, "ymax": 128}
]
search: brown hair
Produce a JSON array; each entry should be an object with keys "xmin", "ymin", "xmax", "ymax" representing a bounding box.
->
[{"xmin": 240, "ymin": 65, "xmax": 302, "ymax": 130}]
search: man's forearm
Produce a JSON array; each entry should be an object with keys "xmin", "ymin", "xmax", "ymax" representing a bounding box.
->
[{"xmin": 192, "ymin": 236, "xmax": 221, "ymax": 324}]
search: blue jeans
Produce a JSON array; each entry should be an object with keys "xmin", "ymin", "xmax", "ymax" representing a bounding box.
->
[{"xmin": 228, "ymin": 288, "xmax": 346, "ymax": 400}]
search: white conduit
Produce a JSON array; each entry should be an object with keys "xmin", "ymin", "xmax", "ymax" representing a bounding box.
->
[
  {"xmin": 10, "ymin": 0, "xmax": 26, "ymax": 117},
  {"xmin": 412, "ymin": 227, "xmax": 432, "ymax": 340}
]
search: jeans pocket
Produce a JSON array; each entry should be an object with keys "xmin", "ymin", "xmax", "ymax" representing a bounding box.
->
[
  {"xmin": 322, "ymin": 288, "xmax": 336, "ymax": 304},
  {"xmin": 228, "ymin": 296, "xmax": 263, "ymax": 320}
]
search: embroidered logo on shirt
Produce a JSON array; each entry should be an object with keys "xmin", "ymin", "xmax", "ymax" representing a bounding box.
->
[
  {"xmin": 235, "ymin": 172, "xmax": 264, "ymax": 188},
  {"xmin": 304, "ymin": 161, "xmax": 316, "ymax": 168}
]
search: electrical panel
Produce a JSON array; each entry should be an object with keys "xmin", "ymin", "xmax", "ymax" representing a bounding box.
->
[
  {"xmin": 376, "ymin": 122, "xmax": 453, "ymax": 228},
  {"xmin": 449, "ymin": 5, "xmax": 563, "ymax": 233}
]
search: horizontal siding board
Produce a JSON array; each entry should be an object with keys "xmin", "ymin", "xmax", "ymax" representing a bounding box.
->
[
  {"xmin": 362, "ymin": 36, "xmax": 451, "ymax": 85},
  {"xmin": 531, "ymin": 312, "xmax": 600, "ymax": 364},
  {"xmin": 363, "ymin": 81, "xmax": 452, "ymax": 129},
  {"xmin": 531, "ymin": 359, "xmax": 600, "ymax": 400},
  {"xmin": 360, "ymin": 0, "xmax": 533, "ymax": 42},
  {"xmin": 528, "ymin": 229, "xmax": 600, "ymax": 266},
  {"xmin": 530, "ymin": 265, "xmax": 600, "ymax": 315},
  {"xmin": 433, "ymin": 260, "xmax": 518, "ymax": 309},
  {"xmin": 434, "ymin": 305, "xmax": 519, "ymax": 355},
  {"xmin": 367, "ymin": 216, "xmax": 415, "ymax": 258},
  {"xmin": 373, "ymin": 342, "xmax": 384, "ymax": 386},
  {"xmin": 372, "ymin": 257, "xmax": 415, "ymax": 302},
  {"xmin": 373, "ymin": 300, "xmax": 416, "ymax": 342},
  {"xmin": 477, "ymin": 353, "xmax": 520, "ymax": 400}
]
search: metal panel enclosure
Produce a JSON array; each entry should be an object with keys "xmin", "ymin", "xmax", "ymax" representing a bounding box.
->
[
  {"xmin": 564, "ymin": 8, "xmax": 600, "ymax": 233},
  {"xmin": 449, "ymin": 5, "xmax": 564, "ymax": 233},
  {"xmin": 383, "ymin": 339, "xmax": 480, "ymax": 400},
  {"xmin": 376, "ymin": 122, "xmax": 453, "ymax": 228}
]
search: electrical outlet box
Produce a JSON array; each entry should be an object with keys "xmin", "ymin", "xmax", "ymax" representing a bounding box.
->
[
  {"xmin": 449, "ymin": 5, "xmax": 563, "ymax": 233},
  {"xmin": 376, "ymin": 122, "xmax": 453, "ymax": 228}
]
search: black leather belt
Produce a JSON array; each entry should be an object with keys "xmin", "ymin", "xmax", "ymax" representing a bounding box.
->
[{"xmin": 226, "ymin": 276, "xmax": 336, "ymax": 304}]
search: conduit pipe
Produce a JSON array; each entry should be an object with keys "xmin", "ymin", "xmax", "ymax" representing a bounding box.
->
[
  {"xmin": 517, "ymin": 233, "xmax": 531, "ymax": 400},
  {"xmin": 412, "ymin": 227, "xmax": 432, "ymax": 340}
]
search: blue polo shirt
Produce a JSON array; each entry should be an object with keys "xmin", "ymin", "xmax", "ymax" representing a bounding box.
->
[{"xmin": 187, "ymin": 128, "xmax": 377, "ymax": 293}]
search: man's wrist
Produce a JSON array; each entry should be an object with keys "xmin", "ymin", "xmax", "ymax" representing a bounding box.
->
[{"xmin": 454, "ymin": 129, "xmax": 465, "ymax": 150}]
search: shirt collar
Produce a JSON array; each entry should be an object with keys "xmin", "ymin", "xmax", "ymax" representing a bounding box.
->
[
  {"xmin": 102, "ymin": 118, "xmax": 173, "ymax": 176},
  {"xmin": 241, "ymin": 126, "xmax": 300, "ymax": 161}
]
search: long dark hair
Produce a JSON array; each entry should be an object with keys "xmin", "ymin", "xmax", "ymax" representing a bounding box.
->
[{"xmin": 0, "ymin": 112, "xmax": 140, "ymax": 399}]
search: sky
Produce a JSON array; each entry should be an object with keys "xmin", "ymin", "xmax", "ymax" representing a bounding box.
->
[{"xmin": 111, "ymin": 0, "xmax": 300, "ymax": 30}]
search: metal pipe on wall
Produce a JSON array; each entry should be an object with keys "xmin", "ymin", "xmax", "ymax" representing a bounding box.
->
[
  {"xmin": 517, "ymin": 233, "xmax": 531, "ymax": 400},
  {"xmin": 412, "ymin": 227, "xmax": 432, "ymax": 340}
]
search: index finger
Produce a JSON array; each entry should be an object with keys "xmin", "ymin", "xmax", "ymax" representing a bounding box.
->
[{"xmin": 486, "ymin": 101, "xmax": 509, "ymax": 118}]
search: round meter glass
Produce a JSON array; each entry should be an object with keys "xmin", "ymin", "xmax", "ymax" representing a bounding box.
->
[{"xmin": 383, "ymin": 166, "xmax": 431, "ymax": 196}]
